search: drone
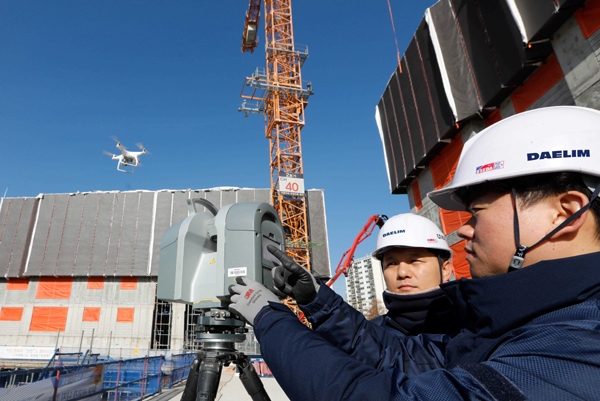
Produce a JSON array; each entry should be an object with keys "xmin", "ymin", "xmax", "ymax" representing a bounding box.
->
[{"xmin": 104, "ymin": 137, "xmax": 149, "ymax": 174}]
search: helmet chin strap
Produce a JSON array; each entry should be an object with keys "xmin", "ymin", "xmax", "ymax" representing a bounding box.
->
[
  {"xmin": 436, "ymin": 255, "xmax": 443, "ymax": 285},
  {"xmin": 509, "ymin": 185, "xmax": 600, "ymax": 271}
]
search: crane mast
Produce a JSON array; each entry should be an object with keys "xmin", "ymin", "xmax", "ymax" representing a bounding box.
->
[{"xmin": 240, "ymin": 0, "xmax": 314, "ymax": 270}]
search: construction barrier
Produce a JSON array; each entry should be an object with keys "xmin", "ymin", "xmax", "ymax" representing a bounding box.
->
[
  {"xmin": 160, "ymin": 352, "xmax": 197, "ymax": 389},
  {"xmin": 0, "ymin": 352, "xmax": 196, "ymax": 401}
]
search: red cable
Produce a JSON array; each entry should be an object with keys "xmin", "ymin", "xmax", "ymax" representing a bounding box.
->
[{"xmin": 387, "ymin": 0, "xmax": 403, "ymax": 72}]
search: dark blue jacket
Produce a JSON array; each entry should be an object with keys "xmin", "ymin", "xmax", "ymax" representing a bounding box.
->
[
  {"xmin": 254, "ymin": 252, "xmax": 600, "ymax": 400},
  {"xmin": 298, "ymin": 286, "xmax": 455, "ymax": 376},
  {"xmin": 371, "ymin": 287, "xmax": 459, "ymax": 337}
]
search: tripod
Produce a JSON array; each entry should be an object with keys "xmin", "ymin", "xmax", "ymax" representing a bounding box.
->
[{"xmin": 180, "ymin": 308, "xmax": 271, "ymax": 401}]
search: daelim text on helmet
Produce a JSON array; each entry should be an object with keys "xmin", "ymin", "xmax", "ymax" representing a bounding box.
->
[{"xmin": 527, "ymin": 149, "xmax": 590, "ymax": 161}]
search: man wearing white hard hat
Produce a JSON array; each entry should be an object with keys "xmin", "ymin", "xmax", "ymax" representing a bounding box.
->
[
  {"xmin": 370, "ymin": 213, "xmax": 459, "ymax": 336},
  {"xmin": 229, "ymin": 106, "xmax": 600, "ymax": 400}
]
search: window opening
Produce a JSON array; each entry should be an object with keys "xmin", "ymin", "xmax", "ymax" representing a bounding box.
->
[{"xmin": 151, "ymin": 295, "xmax": 172, "ymax": 350}]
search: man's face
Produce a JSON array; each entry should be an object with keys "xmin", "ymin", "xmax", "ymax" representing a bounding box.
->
[
  {"xmin": 382, "ymin": 247, "xmax": 449, "ymax": 294},
  {"xmin": 458, "ymin": 191, "xmax": 553, "ymax": 278}
]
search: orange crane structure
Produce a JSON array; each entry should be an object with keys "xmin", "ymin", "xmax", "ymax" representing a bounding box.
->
[{"xmin": 240, "ymin": 0, "xmax": 314, "ymax": 270}]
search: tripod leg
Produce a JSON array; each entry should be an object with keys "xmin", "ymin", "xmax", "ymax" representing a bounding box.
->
[
  {"xmin": 181, "ymin": 357, "xmax": 200, "ymax": 401},
  {"xmin": 196, "ymin": 353, "xmax": 223, "ymax": 401},
  {"xmin": 237, "ymin": 355, "xmax": 271, "ymax": 401}
]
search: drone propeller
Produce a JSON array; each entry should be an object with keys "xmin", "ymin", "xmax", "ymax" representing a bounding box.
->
[
  {"xmin": 136, "ymin": 143, "xmax": 150, "ymax": 154},
  {"xmin": 103, "ymin": 150, "xmax": 115, "ymax": 157},
  {"xmin": 110, "ymin": 136, "xmax": 124, "ymax": 149}
]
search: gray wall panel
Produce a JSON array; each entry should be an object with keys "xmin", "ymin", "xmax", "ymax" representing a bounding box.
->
[
  {"xmin": 118, "ymin": 192, "xmax": 139, "ymax": 275},
  {"xmin": 130, "ymin": 192, "xmax": 154, "ymax": 276},
  {"xmin": 306, "ymin": 190, "xmax": 330, "ymax": 279},
  {"xmin": 98, "ymin": 192, "xmax": 123, "ymax": 276},
  {"xmin": 255, "ymin": 189, "xmax": 270, "ymax": 203},
  {"xmin": 203, "ymin": 191, "xmax": 221, "ymax": 211},
  {"xmin": 2, "ymin": 188, "xmax": 330, "ymax": 279},
  {"xmin": 74, "ymin": 194, "xmax": 103, "ymax": 275},
  {"xmin": 553, "ymin": 17, "xmax": 600, "ymax": 98},
  {"xmin": 58, "ymin": 195, "xmax": 85, "ymax": 276},
  {"xmin": 221, "ymin": 190, "xmax": 237, "ymax": 207},
  {"xmin": 238, "ymin": 189, "xmax": 258, "ymax": 203},
  {"xmin": 575, "ymin": 79, "xmax": 600, "ymax": 109},
  {"xmin": 29, "ymin": 195, "xmax": 66, "ymax": 276},
  {"xmin": 171, "ymin": 191, "xmax": 190, "ymax": 224},
  {"xmin": 0, "ymin": 198, "xmax": 37, "ymax": 277},
  {"xmin": 151, "ymin": 192, "xmax": 173, "ymax": 275},
  {"xmin": 530, "ymin": 78, "xmax": 576, "ymax": 109}
]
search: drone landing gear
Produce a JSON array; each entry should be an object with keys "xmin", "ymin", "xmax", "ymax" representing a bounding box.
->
[
  {"xmin": 181, "ymin": 309, "xmax": 271, "ymax": 401},
  {"xmin": 116, "ymin": 161, "xmax": 136, "ymax": 174}
]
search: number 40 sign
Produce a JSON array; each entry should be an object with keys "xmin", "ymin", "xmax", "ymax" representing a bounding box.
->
[{"xmin": 278, "ymin": 174, "xmax": 305, "ymax": 197}]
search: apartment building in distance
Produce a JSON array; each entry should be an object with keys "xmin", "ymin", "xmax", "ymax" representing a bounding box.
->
[{"xmin": 345, "ymin": 255, "xmax": 387, "ymax": 317}]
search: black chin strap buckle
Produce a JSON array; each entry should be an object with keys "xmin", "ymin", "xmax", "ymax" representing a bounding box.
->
[{"xmin": 509, "ymin": 245, "xmax": 527, "ymax": 270}]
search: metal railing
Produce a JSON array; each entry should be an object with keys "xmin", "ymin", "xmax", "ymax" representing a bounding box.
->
[{"xmin": 0, "ymin": 352, "xmax": 196, "ymax": 401}]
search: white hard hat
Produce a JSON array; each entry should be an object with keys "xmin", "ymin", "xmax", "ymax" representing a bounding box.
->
[
  {"xmin": 372, "ymin": 213, "xmax": 451, "ymax": 260},
  {"xmin": 428, "ymin": 106, "xmax": 600, "ymax": 211}
]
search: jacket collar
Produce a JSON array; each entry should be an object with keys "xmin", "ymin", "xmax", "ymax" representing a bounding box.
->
[
  {"xmin": 383, "ymin": 287, "xmax": 452, "ymax": 334},
  {"xmin": 441, "ymin": 252, "xmax": 600, "ymax": 337}
]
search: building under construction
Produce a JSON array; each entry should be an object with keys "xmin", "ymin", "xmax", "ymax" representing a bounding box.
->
[
  {"xmin": 377, "ymin": 0, "xmax": 600, "ymax": 278},
  {"xmin": 0, "ymin": 187, "xmax": 330, "ymax": 357}
]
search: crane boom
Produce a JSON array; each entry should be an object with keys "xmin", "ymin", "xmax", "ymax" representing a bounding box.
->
[
  {"xmin": 326, "ymin": 215, "xmax": 388, "ymax": 287},
  {"xmin": 240, "ymin": 0, "xmax": 314, "ymax": 271},
  {"xmin": 242, "ymin": 0, "xmax": 261, "ymax": 53}
]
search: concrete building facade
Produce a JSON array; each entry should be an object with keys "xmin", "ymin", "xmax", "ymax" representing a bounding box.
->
[{"xmin": 0, "ymin": 188, "xmax": 330, "ymax": 356}]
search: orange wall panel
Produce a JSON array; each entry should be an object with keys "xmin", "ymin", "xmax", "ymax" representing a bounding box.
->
[
  {"xmin": 411, "ymin": 181, "xmax": 423, "ymax": 211},
  {"xmin": 87, "ymin": 277, "xmax": 105, "ymax": 290},
  {"xmin": 120, "ymin": 277, "xmax": 137, "ymax": 290},
  {"xmin": 485, "ymin": 108, "xmax": 502, "ymax": 126},
  {"xmin": 510, "ymin": 54, "xmax": 564, "ymax": 113},
  {"xmin": 36, "ymin": 277, "xmax": 73, "ymax": 299},
  {"xmin": 575, "ymin": 0, "xmax": 600, "ymax": 39},
  {"xmin": 0, "ymin": 307, "xmax": 24, "ymax": 321},
  {"xmin": 30, "ymin": 307, "xmax": 68, "ymax": 332},
  {"xmin": 83, "ymin": 307, "xmax": 101, "ymax": 322},
  {"xmin": 117, "ymin": 308, "xmax": 135, "ymax": 322},
  {"xmin": 450, "ymin": 241, "xmax": 471, "ymax": 279},
  {"xmin": 439, "ymin": 209, "xmax": 472, "ymax": 234},
  {"xmin": 430, "ymin": 137, "xmax": 464, "ymax": 190},
  {"xmin": 6, "ymin": 278, "xmax": 29, "ymax": 290}
]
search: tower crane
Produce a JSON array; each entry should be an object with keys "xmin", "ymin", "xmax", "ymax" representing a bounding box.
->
[{"xmin": 239, "ymin": 0, "xmax": 314, "ymax": 270}]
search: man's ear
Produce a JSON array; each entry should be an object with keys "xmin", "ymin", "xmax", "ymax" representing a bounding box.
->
[
  {"xmin": 550, "ymin": 191, "xmax": 590, "ymax": 239},
  {"xmin": 441, "ymin": 259, "xmax": 453, "ymax": 283}
]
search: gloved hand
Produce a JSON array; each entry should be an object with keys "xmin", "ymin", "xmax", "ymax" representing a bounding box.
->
[
  {"xmin": 228, "ymin": 276, "xmax": 281, "ymax": 326},
  {"xmin": 267, "ymin": 245, "xmax": 320, "ymax": 305}
]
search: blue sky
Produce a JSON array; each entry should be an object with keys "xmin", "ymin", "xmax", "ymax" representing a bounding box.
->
[{"xmin": 0, "ymin": 1, "xmax": 436, "ymax": 296}]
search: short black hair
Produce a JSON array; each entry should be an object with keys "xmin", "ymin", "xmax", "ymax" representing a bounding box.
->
[
  {"xmin": 455, "ymin": 172, "xmax": 600, "ymax": 239},
  {"xmin": 429, "ymin": 249, "xmax": 452, "ymax": 262}
]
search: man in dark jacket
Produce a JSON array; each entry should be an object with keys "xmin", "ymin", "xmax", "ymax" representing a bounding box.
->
[
  {"xmin": 229, "ymin": 105, "xmax": 600, "ymax": 400},
  {"xmin": 369, "ymin": 213, "xmax": 457, "ymax": 337},
  {"xmin": 284, "ymin": 212, "xmax": 460, "ymax": 376}
]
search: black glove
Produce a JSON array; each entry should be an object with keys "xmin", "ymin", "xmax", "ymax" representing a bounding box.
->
[{"xmin": 267, "ymin": 245, "xmax": 319, "ymax": 305}]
